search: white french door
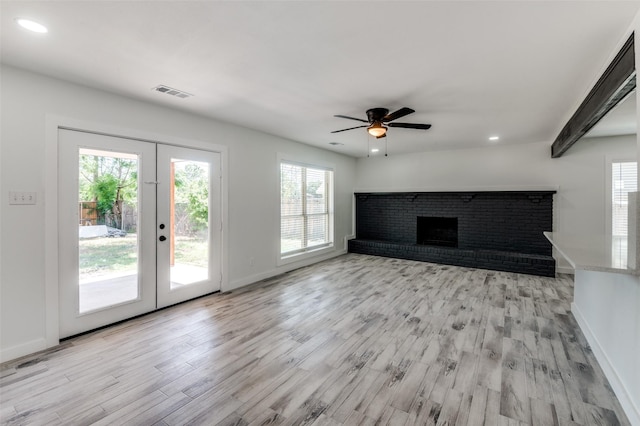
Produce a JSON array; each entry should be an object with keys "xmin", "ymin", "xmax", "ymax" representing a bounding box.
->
[
  {"xmin": 156, "ymin": 145, "xmax": 221, "ymax": 308},
  {"xmin": 58, "ymin": 129, "xmax": 221, "ymax": 338}
]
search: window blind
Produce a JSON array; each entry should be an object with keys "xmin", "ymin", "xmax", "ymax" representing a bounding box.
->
[
  {"xmin": 280, "ymin": 162, "xmax": 333, "ymax": 256},
  {"xmin": 612, "ymin": 161, "xmax": 637, "ymax": 237}
]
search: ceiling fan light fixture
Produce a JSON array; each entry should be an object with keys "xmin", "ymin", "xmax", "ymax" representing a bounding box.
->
[{"xmin": 367, "ymin": 122, "xmax": 387, "ymax": 138}]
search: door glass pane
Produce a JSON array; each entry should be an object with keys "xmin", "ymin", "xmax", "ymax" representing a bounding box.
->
[
  {"xmin": 78, "ymin": 148, "xmax": 139, "ymax": 313},
  {"xmin": 170, "ymin": 159, "xmax": 210, "ymax": 288}
]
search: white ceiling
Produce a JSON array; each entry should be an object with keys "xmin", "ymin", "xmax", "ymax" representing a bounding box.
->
[{"xmin": 1, "ymin": 1, "xmax": 639, "ymax": 157}]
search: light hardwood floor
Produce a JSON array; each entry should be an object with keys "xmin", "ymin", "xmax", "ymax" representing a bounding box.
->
[{"xmin": 0, "ymin": 254, "xmax": 631, "ymax": 425}]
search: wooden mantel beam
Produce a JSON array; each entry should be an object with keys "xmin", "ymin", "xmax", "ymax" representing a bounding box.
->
[{"xmin": 551, "ymin": 34, "xmax": 635, "ymax": 158}]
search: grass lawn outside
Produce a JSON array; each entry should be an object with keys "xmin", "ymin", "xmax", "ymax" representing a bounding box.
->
[{"xmin": 79, "ymin": 234, "xmax": 208, "ymax": 278}]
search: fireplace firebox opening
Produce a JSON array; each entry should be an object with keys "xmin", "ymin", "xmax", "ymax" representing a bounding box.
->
[{"xmin": 417, "ymin": 217, "xmax": 458, "ymax": 247}]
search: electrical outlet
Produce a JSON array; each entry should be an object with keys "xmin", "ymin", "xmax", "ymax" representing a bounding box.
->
[{"xmin": 9, "ymin": 191, "xmax": 37, "ymax": 205}]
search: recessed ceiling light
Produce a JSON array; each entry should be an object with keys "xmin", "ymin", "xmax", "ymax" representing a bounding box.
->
[
  {"xmin": 371, "ymin": 148, "xmax": 380, "ymax": 153},
  {"xmin": 489, "ymin": 136, "xmax": 500, "ymax": 141},
  {"xmin": 16, "ymin": 18, "xmax": 48, "ymax": 33}
]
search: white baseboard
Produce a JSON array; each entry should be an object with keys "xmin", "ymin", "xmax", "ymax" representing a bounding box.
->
[
  {"xmin": 572, "ymin": 302, "xmax": 640, "ymax": 426},
  {"xmin": 556, "ymin": 266, "xmax": 575, "ymax": 275},
  {"xmin": 0, "ymin": 338, "xmax": 47, "ymax": 364},
  {"xmin": 226, "ymin": 249, "xmax": 347, "ymax": 292},
  {"xmin": 226, "ymin": 268, "xmax": 281, "ymax": 292}
]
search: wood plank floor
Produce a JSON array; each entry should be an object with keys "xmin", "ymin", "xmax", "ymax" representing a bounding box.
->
[{"xmin": 0, "ymin": 254, "xmax": 631, "ymax": 425}]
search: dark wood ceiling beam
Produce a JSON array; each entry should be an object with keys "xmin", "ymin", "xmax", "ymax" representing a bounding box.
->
[{"xmin": 551, "ymin": 34, "xmax": 635, "ymax": 158}]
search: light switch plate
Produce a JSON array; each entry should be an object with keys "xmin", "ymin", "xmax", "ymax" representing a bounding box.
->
[{"xmin": 9, "ymin": 191, "xmax": 37, "ymax": 205}]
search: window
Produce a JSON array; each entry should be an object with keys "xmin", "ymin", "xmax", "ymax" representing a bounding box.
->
[
  {"xmin": 280, "ymin": 161, "xmax": 333, "ymax": 258},
  {"xmin": 611, "ymin": 161, "xmax": 637, "ymax": 237}
]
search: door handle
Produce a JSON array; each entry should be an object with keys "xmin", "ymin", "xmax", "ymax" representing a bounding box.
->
[{"xmin": 159, "ymin": 236, "xmax": 167, "ymax": 242}]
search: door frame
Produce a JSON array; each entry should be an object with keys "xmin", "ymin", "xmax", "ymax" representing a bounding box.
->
[{"xmin": 44, "ymin": 115, "xmax": 228, "ymax": 348}]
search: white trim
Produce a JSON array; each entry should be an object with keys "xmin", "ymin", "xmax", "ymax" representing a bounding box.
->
[
  {"xmin": 44, "ymin": 114, "xmax": 229, "ymax": 351},
  {"xmin": 605, "ymin": 155, "xmax": 613, "ymax": 237},
  {"xmin": 556, "ymin": 266, "xmax": 575, "ymax": 275},
  {"xmin": 572, "ymin": 302, "xmax": 640, "ymax": 426},
  {"xmin": 277, "ymin": 153, "xmax": 336, "ymax": 267},
  {"xmin": 606, "ymin": 155, "xmax": 636, "ymax": 236},
  {"xmin": 45, "ymin": 115, "xmax": 61, "ymax": 349},
  {"xmin": 278, "ymin": 153, "xmax": 336, "ymax": 172},
  {"xmin": 278, "ymin": 158, "xmax": 333, "ymax": 172},
  {"xmin": 279, "ymin": 245, "xmax": 335, "ymax": 267},
  {"xmin": 0, "ymin": 338, "xmax": 47, "ymax": 363},
  {"xmin": 606, "ymin": 156, "xmax": 638, "ymax": 238}
]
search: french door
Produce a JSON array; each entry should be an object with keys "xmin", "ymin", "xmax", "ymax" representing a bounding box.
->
[
  {"xmin": 156, "ymin": 145, "xmax": 221, "ymax": 308},
  {"xmin": 58, "ymin": 129, "xmax": 221, "ymax": 338}
]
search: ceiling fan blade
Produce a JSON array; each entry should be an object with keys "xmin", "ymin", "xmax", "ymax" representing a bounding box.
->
[
  {"xmin": 388, "ymin": 122, "xmax": 432, "ymax": 130},
  {"xmin": 383, "ymin": 107, "xmax": 415, "ymax": 122},
  {"xmin": 331, "ymin": 125, "xmax": 368, "ymax": 133},
  {"xmin": 334, "ymin": 114, "xmax": 369, "ymax": 123}
]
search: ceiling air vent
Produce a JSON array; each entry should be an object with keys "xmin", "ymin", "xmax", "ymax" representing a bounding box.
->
[{"xmin": 152, "ymin": 85, "xmax": 193, "ymax": 99}]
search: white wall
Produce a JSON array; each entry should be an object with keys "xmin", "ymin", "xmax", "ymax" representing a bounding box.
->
[
  {"xmin": 573, "ymin": 269, "xmax": 640, "ymax": 425},
  {"xmin": 0, "ymin": 65, "xmax": 356, "ymax": 361},
  {"xmin": 355, "ymin": 135, "xmax": 637, "ymax": 271}
]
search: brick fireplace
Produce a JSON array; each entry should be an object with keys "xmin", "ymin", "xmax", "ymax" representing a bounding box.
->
[{"xmin": 348, "ymin": 191, "xmax": 556, "ymax": 276}]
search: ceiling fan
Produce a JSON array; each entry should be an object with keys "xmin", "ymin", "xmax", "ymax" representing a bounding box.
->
[{"xmin": 331, "ymin": 107, "xmax": 431, "ymax": 138}]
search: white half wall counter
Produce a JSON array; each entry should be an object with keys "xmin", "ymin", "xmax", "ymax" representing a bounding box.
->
[{"xmin": 545, "ymin": 232, "xmax": 640, "ymax": 425}]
